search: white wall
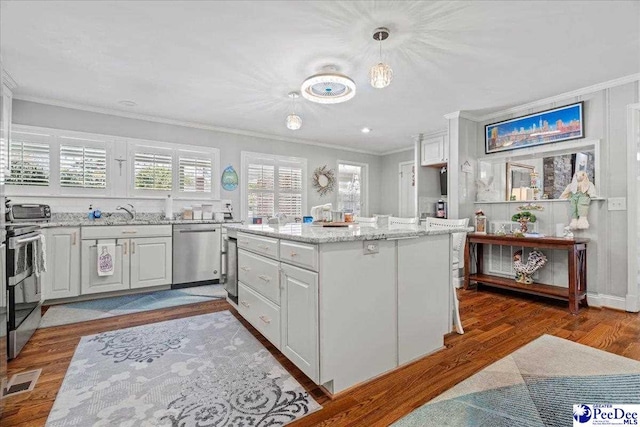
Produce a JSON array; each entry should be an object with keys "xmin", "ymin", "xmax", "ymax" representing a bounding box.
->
[
  {"xmin": 453, "ymin": 79, "xmax": 639, "ymax": 306},
  {"xmin": 12, "ymin": 100, "xmax": 383, "ymax": 217}
]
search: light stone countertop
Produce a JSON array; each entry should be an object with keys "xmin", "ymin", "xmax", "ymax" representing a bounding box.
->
[
  {"xmin": 37, "ymin": 212, "xmax": 242, "ymax": 228},
  {"xmin": 224, "ymin": 223, "xmax": 474, "ymax": 244}
]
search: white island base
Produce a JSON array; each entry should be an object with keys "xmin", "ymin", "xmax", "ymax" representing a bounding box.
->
[{"xmin": 226, "ymin": 224, "xmax": 456, "ymax": 396}]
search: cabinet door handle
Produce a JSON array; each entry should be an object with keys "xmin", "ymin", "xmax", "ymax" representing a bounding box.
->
[
  {"xmin": 240, "ymin": 266, "xmax": 251, "ymax": 272},
  {"xmin": 124, "ymin": 241, "xmax": 128, "ymax": 255},
  {"xmin": 258, "ymin": 274, "xmax": 271, "ymax": 282},
  {"xmin": 72, "ymin": 232, "xmax": 77, "ymax": 246},
  {"xmin": 239, "ymin": 240, "xmax": 249, "ymax": 245},
  {"xmin": 240, "ymin": 300, "xmax": 250, "ymax": 308},
  {"xmin": 290, "ymin": 251, "xmax": 298, "ymax": 257},
  {"xmin": 132, "ymin": 241, "xmax": 135, "ymax": 254},
  {"xmin": 259, "ymin": 315, "xmax": 271, "ymax": 324},
  {"xmin": 122, "ymin": 230, "xmax": 137, "ymax": 234}
]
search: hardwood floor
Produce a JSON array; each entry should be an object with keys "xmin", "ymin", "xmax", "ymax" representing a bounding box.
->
[{"xmin": 4, "ymin": 288, "xmax": 640, "ymax": 426}]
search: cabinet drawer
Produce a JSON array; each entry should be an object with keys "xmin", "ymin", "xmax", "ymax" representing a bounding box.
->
[
  {"xmin": 238, "ymin": 249, "xmax": 280, "ymax": 304},
  {"xmin": 237, "ymin": 232, "xmax": 279, "ymax": 260},
  {"xmin": 280, "ymin": 240, "xmax": 318, "ymax": 271},
  {"xmin": 238, "ymin": 283, "xmax": 281, "ymax": 349},
  {"xmin": 82, "ymin": 225, "xmax": 172, "ymax": 240}
]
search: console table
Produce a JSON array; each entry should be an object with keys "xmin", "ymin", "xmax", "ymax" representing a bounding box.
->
[{"xmin": 464, "ymin": 233, "xmax": 589, "ymax": 314}]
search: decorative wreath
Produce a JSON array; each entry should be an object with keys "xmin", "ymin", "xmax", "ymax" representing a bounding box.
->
[{"xmin": 312, "ymin": 165, "xmax": 336, "ymax": 196}]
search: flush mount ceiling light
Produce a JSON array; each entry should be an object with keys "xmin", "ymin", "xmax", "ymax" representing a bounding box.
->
[
  {"xmin": 286, "ymin": 92, "xmax": 302, "ymax": 130},
  {"xmin": 370, "ymin": 27, "xmax": 393, "ymax": 89},
  {"xmin": 300, "ymin": 68, "xmax": 356, "ymax": 104}
]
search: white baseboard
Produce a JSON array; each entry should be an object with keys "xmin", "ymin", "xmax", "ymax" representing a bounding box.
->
[{"xmin": 586, "ymin": 293, "xmax": 634, "ymax": 312}]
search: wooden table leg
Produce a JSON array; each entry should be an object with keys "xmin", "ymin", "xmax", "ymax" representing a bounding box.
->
[
  {"xmin": 477, "ymin": 243, "xmax": 484, "ymax": 276},
  {"xmin": 580, "ymin": 246, "xmax": 588, "ymax": 307},
  {"xmin": 464, "ymin": 240, "xmax": 471, "ymax": 290},
  {"xmin": 568, "ymin": 247, "xmax": 579, "ymax": 314}
]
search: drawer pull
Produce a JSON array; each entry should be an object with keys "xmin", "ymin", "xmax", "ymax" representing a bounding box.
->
[
  {"xmin": 240, "ymin": 300, "xmax": 250, "ymax": 308},
  {"xmin": 257, "ymin": 244, "xmax": 270, "ymax": 251},
  {"xmin": 240, "ymin": 266, "xmax": 251, "ymax": 272},
  {"xmin": 122, "ymin": 230, "xmax": 137, "ymax": 234},
  {"xmin": 259, "ymin": 315, "xmax": 271, "ymax": 324},
  {"xmin": 239, "ymin": 240, "xmax": 250, "ymax": 245},
  {"xmin": 289, "ymin": 252, "xmax": 298, "ymax": 257},
  {"xmin": 258, "ymin": 274, "xmax": 271, "ymax": 282}
]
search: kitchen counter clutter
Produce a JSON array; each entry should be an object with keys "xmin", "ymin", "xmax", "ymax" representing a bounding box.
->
[
  {"xmin": 40, "ymin": 212, "xmax": 240, "ymax": 228},
  {"xmin": 226, "ymin": 222, "xmax": 469, "ymax": 395},
  {"xmin": 224, "ymin": 222, "xmax": 472, "ymax": 244}
]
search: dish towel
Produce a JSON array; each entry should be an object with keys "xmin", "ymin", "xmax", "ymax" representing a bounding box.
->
[
  {"xmin": 33, "ymin": 234, "xmax": 47, "ymax": 278},
  {"xmin": 97, "ymin": 240, "xmax": 115, "ymax": 276}
]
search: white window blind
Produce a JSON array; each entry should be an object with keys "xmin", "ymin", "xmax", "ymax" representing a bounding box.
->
[
  {"xmin": 134, "ymin": 152, "xmax": 172, "ymax": 190},
  {"xmin": 8, "ymin": 131, "xmax": 51, "ymax": 186},
  {"xmin": 60, "ymin": 145, "xmax": 107, "ymax": 188},
  {"xmin": 179, "ymin": 156, "xmax": 212, "ymax": 193},
  {"xmin": 244, "ymin": 154, "xmax": 305, "ymax": 219}
]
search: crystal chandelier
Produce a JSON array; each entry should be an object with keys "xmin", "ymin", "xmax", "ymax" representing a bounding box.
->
[
  {"xmin": 286, "ymin": 92, "xmax": 302, "ymax": 130},
  {"xmin": 370, "ymin": 27, "xmax": 393, "ymax": 89}
]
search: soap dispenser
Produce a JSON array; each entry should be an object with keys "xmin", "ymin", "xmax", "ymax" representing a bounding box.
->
[{"xmin": 88, "ymin": 204, "xmax": 94, "ymax": 220}]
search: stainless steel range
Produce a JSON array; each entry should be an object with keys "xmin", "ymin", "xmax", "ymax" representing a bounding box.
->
[{"xmin": 6, "ymin": 202, "xmax": 49, "ymax": 359}]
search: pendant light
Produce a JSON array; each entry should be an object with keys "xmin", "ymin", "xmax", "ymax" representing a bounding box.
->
[
  {"xmin": 370, "ymin": 27, "xmax": 393, "ymax": 89},
  {"xmin": 286, "ymin": 92, "xmax": 302, "ymax": 130}
]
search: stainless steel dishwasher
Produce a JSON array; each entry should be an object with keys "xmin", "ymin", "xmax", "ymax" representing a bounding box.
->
[{"xmin": 172, "ymin": 224, "xmax": 221, "ymax": 287}]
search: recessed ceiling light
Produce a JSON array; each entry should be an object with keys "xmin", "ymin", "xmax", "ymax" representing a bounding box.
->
[
  {"xmin": 118, "ymin": 100, "xmax": 137, "ymax": 107},
  {"xmin": 361, "ymin": 127, "xmax": 372, "ymax": 133}
]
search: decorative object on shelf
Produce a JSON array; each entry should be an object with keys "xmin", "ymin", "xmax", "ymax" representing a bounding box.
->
[
  {"xmin": 370, "ymin": 27, "xmax": 393, "ymax": 89},
  {"xmin": 221, "ymin": 165, "xmax": 238, "ymax": 191},
  {"xmin": 312, "ymin": 165, "xmax": 336, "ymax": 196},
  {"xmin": 511, "ymin": 211, "xmax": 537, "ymax": 233},
  {"xmin": 560, "ymin": 170, "xmax": 597, "ymax": 230},
  {"xmin": 529, "ymin": 171, "xmax": 541, "ymax": 200},
  {"xmin": 506, "ymin": 162, "xmax": 535, "ymax": 201},
  {"xmin": 513, "ymin": 248, "xmax": 548, "ymax": 284},
  {"xmin": 285, "ymin": 91, "xmax": 302, "ymax": 130},
  {"xmin": 301, "ymin": 66, "xmax": 356, "ymax": 104},
  {"xmin": 495, "ymin": 224, "xmax": 507, "ymax": 236},
  {"xmin": 474, "ymin": 209, "xmax": 487, "ymax": 234},
  {"xmin": 476, "ymin": 176, "xmax": 500, "ymax": 202},
  {"xmin": 563, "ymin": 225, "xmax": 574, "ymax": 239},
  {"xmin": 485, "ymin": 102, "xmax": 584, "ymax": 154},
  {"xmin": 517, "ymin": 203, "xmax": 544, "ymax": 211}
]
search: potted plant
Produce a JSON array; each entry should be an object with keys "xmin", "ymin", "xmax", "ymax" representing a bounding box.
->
[{"xmin": 511, "ymin": 211, "xmax": 537, "ymax": 233}]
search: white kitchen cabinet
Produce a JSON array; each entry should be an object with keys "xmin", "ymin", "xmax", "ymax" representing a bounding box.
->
[
  {"xmin": 280, "ymin": 263, "xmax": 319, "ymax": 383},
  {"xmin": 81, "ymin": 239, "xmax": 130, "ymax": 294},
  {"xmin": 41, "ymin": 227, "xmax": 81, "ymax": 300},
  {"xmin": 421, "ymin": 135, "xmax": 448, "ymax": 166},
  {"xmin": 130, "ymin": 237, "xmax": 172, "ymax": 289}
]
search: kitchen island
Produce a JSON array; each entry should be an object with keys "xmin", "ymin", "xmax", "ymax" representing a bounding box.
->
[{"xmin": 224, "ymin": 222, "xmax": 471, "ymax": 395}]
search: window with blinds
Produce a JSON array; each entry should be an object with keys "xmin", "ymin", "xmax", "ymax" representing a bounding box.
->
[
  {"xmin": 8, "ymin": 132, "xmax": 51, "ymax": 186},
  {"xmin": 60, "ymin": 145, "xmax": 107, "ymax": 188},
  {"xmin": 244, "ymin": 154, "xmax": 305, "ymax": 219},
  {"xmin": 179, "ymin": 156, "xmax": 212, "ymax": 193},
  {"xmin": 134, "ymin": 152, "xmax": 173, "ymax": 190}
]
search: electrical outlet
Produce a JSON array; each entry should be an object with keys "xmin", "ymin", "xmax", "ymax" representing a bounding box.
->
[
  {"xmin": 607, "ymin": 197, "xmax": 627, "ymax": 211},
  {"xmin": 364, "ymin": 241, "xmax": 379, "ymax": 255}
]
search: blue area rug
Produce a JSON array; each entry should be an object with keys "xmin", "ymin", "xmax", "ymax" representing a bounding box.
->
[
  {"xmin": 40, "ymin": 284, "xmax": 226, "ymax": 328},
  {"xmin": 393, "ymin": 335, "xmax": 640, "ymax": 427}
]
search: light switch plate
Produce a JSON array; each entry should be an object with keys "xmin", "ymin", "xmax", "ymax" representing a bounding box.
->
[
  {"xmin": 607, "ymin": 197, "xmax": 627, "ymax": 211},
  {"xmin": 363, "ymin": 240, "xmax": 379, "ymax": 255}
]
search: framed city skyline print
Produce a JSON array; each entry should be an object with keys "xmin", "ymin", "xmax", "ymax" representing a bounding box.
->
[{"xmin": 485, "ymin": 102, "xmax": 584, "ymax": 154}]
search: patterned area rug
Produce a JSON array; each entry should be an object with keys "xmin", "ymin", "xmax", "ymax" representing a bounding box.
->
[
  {"xmin": 393, "ymin": 335, "xmax": 640, "ymax": 427},
  {"xmin": 46, "ymin": 310, "xmax": 321, "ymax": 426},
  {"xmin": 39, "ymin": 284, "xmax": 226, "ymax": 328}
]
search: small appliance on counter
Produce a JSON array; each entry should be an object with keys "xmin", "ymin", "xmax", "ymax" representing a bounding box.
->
[
  {"xmin": 223, "ymin": 202, "xmax": 234, "ymax": 221},
  {"xmin": 436, "ymin": 200, "xmax": 447, "ymax": 219}
]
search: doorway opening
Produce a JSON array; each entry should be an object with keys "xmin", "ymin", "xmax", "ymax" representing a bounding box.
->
[{"xmin": 398, "ymin": 161, "xmax": 416, "ymax": 217}]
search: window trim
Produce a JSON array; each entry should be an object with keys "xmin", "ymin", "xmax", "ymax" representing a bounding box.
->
[{"xmin": 241, "ymin": 151, "xmax": 307, "ymax": 221}]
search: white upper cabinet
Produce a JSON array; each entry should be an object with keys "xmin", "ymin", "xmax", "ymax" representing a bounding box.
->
[{"xmin": 421, "ymin": 135, "xmax": 448, "ymax": 166}]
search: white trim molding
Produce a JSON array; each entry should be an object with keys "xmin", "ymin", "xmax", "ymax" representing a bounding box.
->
[
  {"xmin": 626, "ymin": 103, "xmax": 640, "ymax": 312},
  {"xmin": 587, "ymin": 293, "xmax": 629, "ymax": 311},
  {"xmin": 2, "ymin": 69, "xmax": 17, "ymax": 90},
  {"xmin": 13, "ymin": 94, "xmax": 381, "ymax": 156}
]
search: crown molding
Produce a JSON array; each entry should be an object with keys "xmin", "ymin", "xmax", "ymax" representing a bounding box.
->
[
  {"xmin": 13, "ymin": 94, "xmax": 385, "ymax": 156},
  {"xmin": 2, "ymin": 70, "xmax": 17, "ymax": 90},
  {"xmin": 474, "ymin": 73, "xmax": 640, "ymax": 123},
  {"xmin": 379, "ymin": 146, "xmax": 414, "ymax": 156}
]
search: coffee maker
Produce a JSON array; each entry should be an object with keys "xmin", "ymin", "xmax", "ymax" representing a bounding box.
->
[
  {"xmin": 223, "ymin": 202, "xmax": 233, "ymax": 220},
  {"xmin": 435, "ymin": 199, "xmax": 447, "ymax": 219}
]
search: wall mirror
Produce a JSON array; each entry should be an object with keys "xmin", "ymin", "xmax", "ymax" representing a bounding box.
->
[{"xmin": 476, "ymin": 140, "xmax": 599, "ymax": 202}]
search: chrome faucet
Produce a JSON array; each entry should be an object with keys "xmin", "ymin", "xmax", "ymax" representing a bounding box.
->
[{"xmin": 116, "ymin": 204, "xmax": 136, "ymax": 220}]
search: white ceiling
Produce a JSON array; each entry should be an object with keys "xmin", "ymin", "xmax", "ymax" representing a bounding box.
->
[{"xmin": 1, "ymin": 1, "xmax": 639, "ymax": 154}]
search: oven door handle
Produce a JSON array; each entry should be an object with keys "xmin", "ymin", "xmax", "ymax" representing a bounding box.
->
[{"xmin": 9, "ymin": 234, "xmax": 42, "ymax": 249}]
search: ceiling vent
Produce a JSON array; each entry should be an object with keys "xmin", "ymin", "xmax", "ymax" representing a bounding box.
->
[{"xmin": 300, "ymin": 67, "xmax": 356, "ymax": 104}]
